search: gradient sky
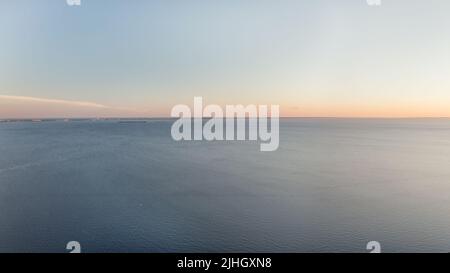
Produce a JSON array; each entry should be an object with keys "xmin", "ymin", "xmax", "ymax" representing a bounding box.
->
[{"xmin": 1, "ymin": 0, "xmax": 450, "ymax": 118}]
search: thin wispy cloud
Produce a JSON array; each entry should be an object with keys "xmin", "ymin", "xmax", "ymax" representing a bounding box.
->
[
  {"xmin": 0, "ymin": 95, "xmax": 109, "ymax": 109},
  {"xmin": 0, "ymin": 95, "xmax": 153, "ymax": 119}
]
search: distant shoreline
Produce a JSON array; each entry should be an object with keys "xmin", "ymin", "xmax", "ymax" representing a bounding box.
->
[{"xmin": 1, "ymin": 117, "xmax": 450, "ymax": 123}]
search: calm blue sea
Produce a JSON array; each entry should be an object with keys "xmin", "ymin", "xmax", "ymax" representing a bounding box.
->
[{"xmin": 1, "ymin": 118, "xmax": 450, "ymax": 253}]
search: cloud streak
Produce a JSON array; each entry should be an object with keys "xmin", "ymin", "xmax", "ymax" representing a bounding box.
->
[
  {"xmin": 0, "ymin": 94, "xmax": 153, "ymax": 119},
  {"xmin": 0, "ymin": 95, "xmax": 109, "ymax": 109}
]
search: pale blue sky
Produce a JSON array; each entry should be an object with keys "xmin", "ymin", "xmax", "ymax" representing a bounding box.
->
[{"xmin": 1, "ymin": 0, "xmax": 450, "ymax": 117}]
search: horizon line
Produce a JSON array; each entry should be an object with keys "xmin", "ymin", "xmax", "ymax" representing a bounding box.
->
[
  {"xmin": 2, "ymin": 95, "xmax": 450, "ymax": 120},
  {"xmin": 2, "ymin": 116, "xmax": 450, "ymax": 121}
]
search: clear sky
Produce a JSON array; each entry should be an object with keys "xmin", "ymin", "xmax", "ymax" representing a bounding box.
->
[{"xmin": 1, "ymin": 0, "xmax": 450, "ymax": 118}]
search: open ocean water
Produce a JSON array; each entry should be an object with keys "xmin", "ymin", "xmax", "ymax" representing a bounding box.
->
[{"xmin": 1, "ymin": 118, "xmax": 450, "ymax": 253}]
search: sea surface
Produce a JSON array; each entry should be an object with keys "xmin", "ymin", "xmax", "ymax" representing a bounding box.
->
[{"xmin": 1, "ymin": 118, "xmax": 450, "ymax": 253}]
